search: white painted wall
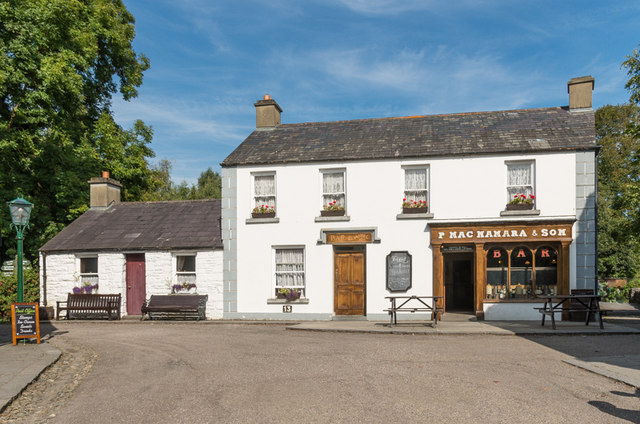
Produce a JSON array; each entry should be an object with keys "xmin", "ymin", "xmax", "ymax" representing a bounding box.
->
[
  {"xmin": 232, "ymin": 152, "xmax": 579, "ymax": 319},
  {"xmin": 40, "ymin": 249, "xmax": 223, "ymax": 319}
]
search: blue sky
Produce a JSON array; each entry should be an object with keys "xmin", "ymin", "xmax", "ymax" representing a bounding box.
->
[{"xmin": 112, "ymin": 0, "xmax": 640, "ymax": 184}]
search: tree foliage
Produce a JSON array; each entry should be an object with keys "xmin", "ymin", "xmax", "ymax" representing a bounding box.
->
[
  {"xmin": 623, "ymin": 45, "xmax": 640, "ymax": 106},
  {"xmin": 142, "ymin": 161, "xmax": 222, "ymax": 201},
  {"xmin": 0, "ymin": 0, "xmax": 152, "ymax": 261},
  {"xmin": 596, "ymin": 104, "xmax": 640, "ymax": 278}
]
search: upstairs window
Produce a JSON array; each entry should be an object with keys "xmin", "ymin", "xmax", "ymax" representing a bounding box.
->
[
  {"xmin": 253, "ymin": 173, "xmax": 276, "ymax": 213},
  {"xmin": 322, "ymin": 170, "xmax": 346, "ymax": 210},
  {"xmin": 506, "ymin": 161, "xmax": 535, "ymax": 204},
  {"xmin": 403, "ymin": 167, "xmax": 429, "ymax": 209}
]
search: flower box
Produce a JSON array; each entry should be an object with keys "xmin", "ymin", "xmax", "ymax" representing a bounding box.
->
[
  {"xmin": 402, "ymin": 207, "xmax": 428, "ymax": 214},
  {"xmin": 320, "ymin": 209, "xmax": 345, "ymax": 217},
  {"xmin": 252, "ymin": 212, "xmax": 276, "ymax": 218},
  {"xmin": 506, "ymin": 203, "xmax": 534, "ymax": 211}
]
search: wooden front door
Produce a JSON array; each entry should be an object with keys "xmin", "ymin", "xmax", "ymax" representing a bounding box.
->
[
  {"xmin": 334, "ymin": 248, "xmax": 365, "ymax": 315},
  {"xmin": 126, "ymin": 254, "xmax": 146, "ymax": 315}
]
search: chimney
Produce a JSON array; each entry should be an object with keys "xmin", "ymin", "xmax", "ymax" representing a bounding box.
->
[
  {"xmin": 88, "ymin": 171, "xmax": 122, "ymax": 208},
  {"xmin": 567, "ymin": 76, "xmax": 595, "ymax": 110},
  {"xmin": 254, "ymin": 94, "xmax": 282, "ymax": 128}
]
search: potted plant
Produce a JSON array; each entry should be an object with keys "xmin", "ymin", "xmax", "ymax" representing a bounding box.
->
[
  {"xmin": 402, "ymin": 198, "xmax": 428, "ymax": 214},
  {"xmin": 72, "ymin": 282, "xmax": 99, "ymax": 294},
  {"xmin": 252, "ymin": 204, "xmax": 276, "ymax": 218},
  {"xmin": 506, "ymin": 193, "xmax": 535, "ymax": 210},
  {"xmin": 172, "ymin": 282, "xmax": 197, "ymax": 294},
  {"xmin": 321, "ymin": 201, "xmax": 345, "ymax": 216},
  {"xmin": 277, "ymin": 288, "xmax": 301, "ymax": 301}
]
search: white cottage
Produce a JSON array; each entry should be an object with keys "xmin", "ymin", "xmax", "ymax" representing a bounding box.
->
[
  {"xmin": 221, "ymin": 77, "xmax": 597, "ymax": 321},
  {"xmin": 39, "ymin": 174, "xmax": 224, "ymax": 318}
]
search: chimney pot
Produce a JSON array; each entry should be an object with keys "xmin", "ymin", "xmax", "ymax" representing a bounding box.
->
[
  {"xmin": 567, "ymin": 76, "xmax": 595, "ymax": 109},
  {"xmin": 254, "ymin": 95, "xmax": 282, "ymax": 128}
]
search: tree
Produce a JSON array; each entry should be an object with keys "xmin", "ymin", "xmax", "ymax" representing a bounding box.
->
[
  {"xmin": 0, "ymin": 0, "xmax": 152, "ymax": 261},
  {"xmin": 623, "ymin": 45, "xmax": 640, "ymax": 105},
  {"xmin": 142, "ymin": 162, "xmax": 222, "ymax": 201},
  {"xmin": 596, "ymin": 104, "xmax": 640, "ymax": 278}
]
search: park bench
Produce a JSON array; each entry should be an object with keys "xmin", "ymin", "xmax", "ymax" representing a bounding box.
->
[
  {"xmin": 56, "ymin": 293, "xmax": 121, "ymax": 320},
  {"xmin": 141, "ymin": 294, "xmax": 208, "ymax": 321}
]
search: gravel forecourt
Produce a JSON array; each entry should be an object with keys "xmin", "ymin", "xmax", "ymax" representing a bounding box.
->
[{"xmin": 1, "ymin": 322, "xmax": 639, "ymax": 424}]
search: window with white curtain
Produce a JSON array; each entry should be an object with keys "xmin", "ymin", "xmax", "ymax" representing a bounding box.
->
[
  {"xmin": 274, "ymin": 247, "xmax": 305, "ymax": 297},
  {"xmin": 322, "ymin": 170, "xmax": 345, "ymax": 208},
  {"xmin": 506, "ymin": 161, "xmax": 534, "ymax": 202},
  {"xmin": 404, "ymin": 167, "xmax": 429, "ymax": 205},
  {"xmin": 253, "ymin": 173, "xmax": 276, "ymax": 210}
]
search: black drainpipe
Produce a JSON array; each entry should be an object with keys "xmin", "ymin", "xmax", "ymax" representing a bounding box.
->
[{"xmin": 41, "ymin": 251, "xmax": 47, "ymax": 306}]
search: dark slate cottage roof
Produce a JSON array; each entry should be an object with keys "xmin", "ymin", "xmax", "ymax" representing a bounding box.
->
[
  {"xmin": 40, "ymin": 200, "xmax": 222, "ymax": 253},
  {"xmin": 222, "ymin": 106, "xmax": 596, "ymax": 166}
]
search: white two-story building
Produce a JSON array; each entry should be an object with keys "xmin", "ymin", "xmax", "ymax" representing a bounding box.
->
[{"xmin": 221, "ymin": 76, "xmax": 597, "ymax": 321}]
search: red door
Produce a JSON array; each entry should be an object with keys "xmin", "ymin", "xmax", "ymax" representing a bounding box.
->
[{"xmin": 126, "ymin": 254, "xmax": 146, "ymax": 315}]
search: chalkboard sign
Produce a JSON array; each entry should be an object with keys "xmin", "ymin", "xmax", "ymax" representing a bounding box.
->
[
  {"xmin": 11, "ymin": 303, "xmax": 40, "ymax": 345},
  {"xmin": 386, "ymin": 251, "xmax": 412, "ymax": 292}
]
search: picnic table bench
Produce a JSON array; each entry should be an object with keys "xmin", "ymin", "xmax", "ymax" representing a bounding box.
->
[
  {"xmin": 384, "ymin": 295, "xmax": 443, "ymax": 327},
  {"xmin": 141, "ymin": 294, "xmax": 208, "ymax": 321},
  {"xmin": 56, "ymin": 293, "xmax": 121, "ymax": 320},
  {"xmin": 534, "ymin": 294, "xmax": 603, "ymax": 330}
]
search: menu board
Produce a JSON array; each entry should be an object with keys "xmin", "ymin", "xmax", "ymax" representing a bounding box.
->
[
  {"xmin": 11, "ymin": 303, "xmax": 41, "ymax": 345},
  {"xmin": 386, "ymin": 251, "xmax": 412, "ymax": 292}
]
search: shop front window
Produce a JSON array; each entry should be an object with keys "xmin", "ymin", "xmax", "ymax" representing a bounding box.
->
[
  {"xmin": 510, "ymin": 247, "xmax": 533, "ymax": 299},
  {"xmin": 534, "ymin": 246, "xmax": 558, "ymax": 296},
  {"xmin": 486, "ymin": 247, "xmax": 507, "ymax": 299},
  {"xmin": 486, "ymin": 245, "xmax": 557, "ymax": 300}
]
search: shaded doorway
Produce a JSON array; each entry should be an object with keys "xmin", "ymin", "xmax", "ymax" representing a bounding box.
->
[
  {"xmin": 334, "ymin": 246, "xmax": 366, "ymax": 316},
  {"xmin": 444, "ymin": 251, "xmax": 474, "ymax": 312},
  {"xmin": 126, "ymin": 254, "xmax": 146, "ymax": 315}
]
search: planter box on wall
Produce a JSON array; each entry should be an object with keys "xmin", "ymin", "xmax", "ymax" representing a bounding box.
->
[
  {"xmin": 320, "ymin": 210, "xmax": 345, "ymax": 217},
  {"xmin": 506, "ymin": 203, "xmax": 534, "ymax": 211},
  {"xmin": 252, "ymin": 212, "xmax": 276, "ymax": 218},
  {"xmin": 402, "ymin": 207, "xmax": 428, "ymax": 214}
]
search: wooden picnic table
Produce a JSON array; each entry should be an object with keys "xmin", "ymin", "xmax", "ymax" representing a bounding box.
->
[
  {"xmin": 384, "ymin": 295, "xmax": 443, "ymax": 327},
  {"xmin": 535, "ymin": 294, "xmax": 603, "ymax": 330}
]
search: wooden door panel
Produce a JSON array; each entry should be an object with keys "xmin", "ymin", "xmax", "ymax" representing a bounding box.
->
[
  {"xmin": 126, "ymin": 254, "xmax": 146, "ymax": 315},
  {"xmin": 334, "ymin": 251, "xmax": 365, "ymax": 315}
]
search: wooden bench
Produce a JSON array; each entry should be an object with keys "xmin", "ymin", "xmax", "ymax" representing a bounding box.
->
[
  {"xmin": 535, "ymin": 294, "xmax": 603, "ymax": 330},
  {"xmin": 56, "ymin": 293, "xmax": 121, "ymax": 320},
  {"xmin": 141, "ymin": 295, "xmax": 208, "ymax": 321}
]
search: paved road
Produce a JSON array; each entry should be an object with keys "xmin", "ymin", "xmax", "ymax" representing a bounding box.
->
[{"xmin": 12, "ymin": 322, "xmax": 637, "ymax": 423}]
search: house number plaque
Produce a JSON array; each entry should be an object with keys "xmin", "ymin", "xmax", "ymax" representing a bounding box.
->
[
  {"xmin": 386, "ymin": 251, "xmax": 412, "ymax": 292},
  {"xmin": 283, "ymin": 305, "xmax": 292, "ymax": 313}
]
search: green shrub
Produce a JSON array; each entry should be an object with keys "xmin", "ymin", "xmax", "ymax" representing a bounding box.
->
[
  {"xmin": 599, "ymin": 280, "xmax": 640, "ymax": 303},
  {"xmin": 0, "ymin": 263, "xmax": 40, "ymax": 323}
]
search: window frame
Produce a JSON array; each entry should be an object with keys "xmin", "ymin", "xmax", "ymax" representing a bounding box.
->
[
  {"xmin": 251, "ymin": 171, "xmax": 277, "ymax": 214},
  {"xmin": 175, "ymin": 253, "xmax": 197, "ymax": 285},
  {"xmin": 78, "ymin": 256, "xmax": 99, "ymax": 286},
  {"xmin": 505, "ymin": 160, "xmax": 535, "ymax": 205},
  {"xmin": 320, "ymin": 168, "xmax": 346, "ymax": 211},
  {"xmin": 402, "ymin": 165, "xmax": 430, "ymax": 209},
  {"xmin": 272, "ymin": 246, "xmax": 306, "ymax": 299}
]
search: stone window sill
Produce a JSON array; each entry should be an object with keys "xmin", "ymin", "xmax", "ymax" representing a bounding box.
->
[
  {"xmin": 500, "ymin": 209, "xmax": 541, "ymax": 217},
  {"xmin": 246, "ymin": 217, "xmax": 280, "ymax": 224},
  {"xmin": 266, "ymin": 298, "xmax": 310, "ymax": 304},
  {"xmin": 396, "ymin": 212, "xmax": 435, "ymax": 220},
  {"xmin": 314, "ymin": 215, "xmax": 351, "ymax": 223}
]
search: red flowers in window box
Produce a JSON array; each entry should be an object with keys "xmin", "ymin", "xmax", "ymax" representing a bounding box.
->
[{"xmin": 402, "ymin": 198, "xmax": 428, "ymax": 214}]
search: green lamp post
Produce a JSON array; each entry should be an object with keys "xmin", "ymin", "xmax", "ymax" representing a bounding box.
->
[{"xmin": 8, "ymin": 197, "xmax": 33, "ymax": 303}]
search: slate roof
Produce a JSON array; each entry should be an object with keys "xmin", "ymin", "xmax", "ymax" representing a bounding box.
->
[
  {"xmin": 40, "ymin": 200, "xmax": 222, "ymax": 253},
  {"xmin": 222, "ymin": 106, "xmax": 596, "ymax": 166}
]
